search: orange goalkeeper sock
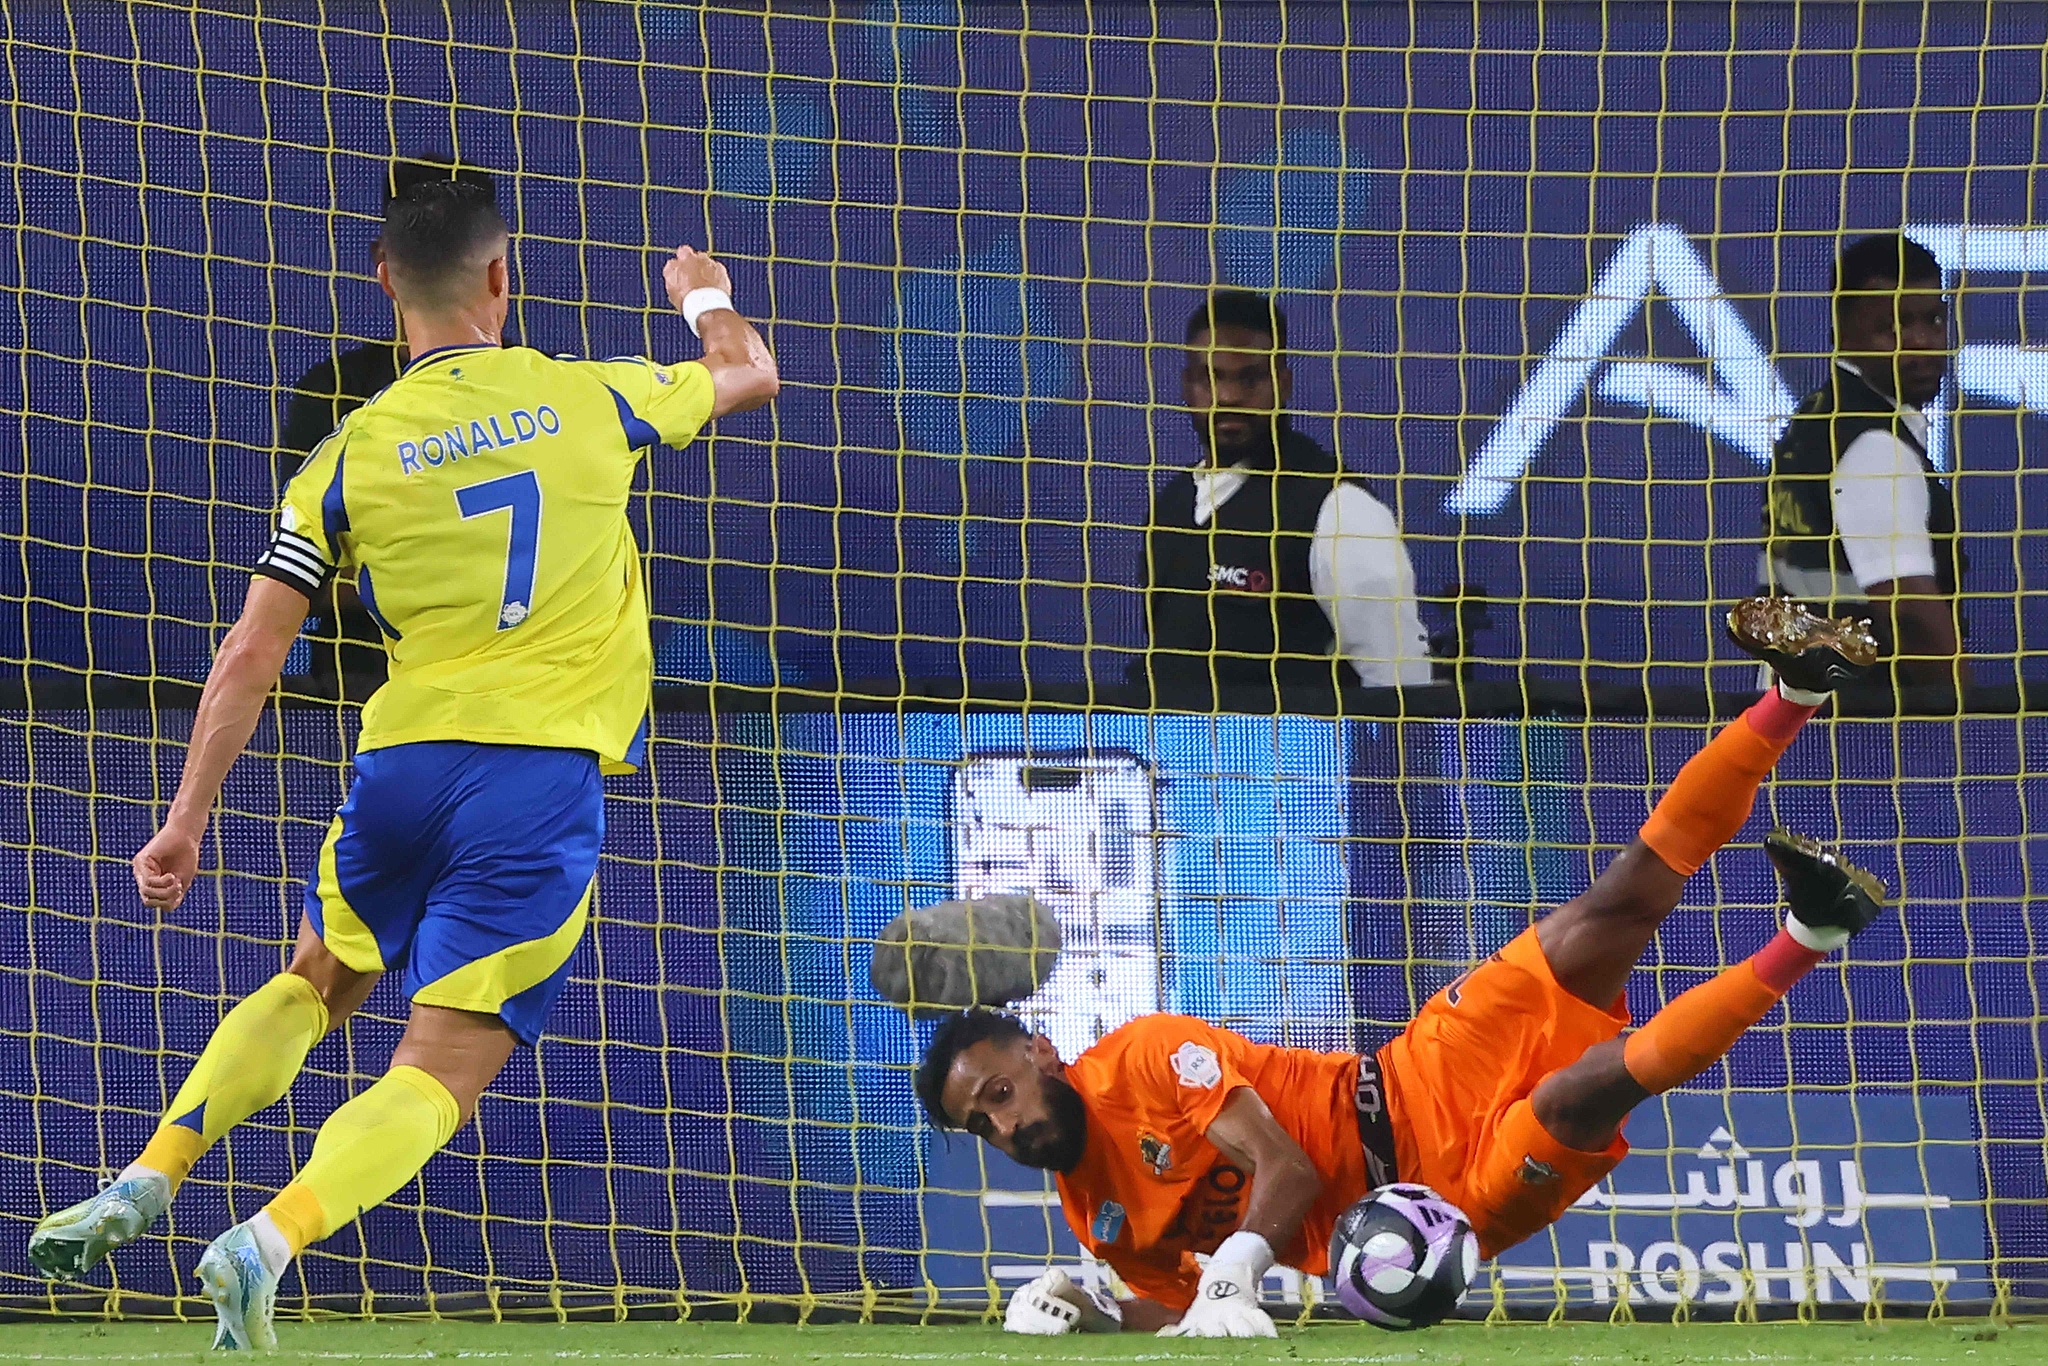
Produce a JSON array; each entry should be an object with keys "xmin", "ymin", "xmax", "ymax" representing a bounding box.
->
[
  {"xmin": 1621, "ymin": 929, "xmax": 1826, "ymax": 1094},
  {"xmin": 1637, "ymin": 691, "xmax": 1817, "ymax": 877}
]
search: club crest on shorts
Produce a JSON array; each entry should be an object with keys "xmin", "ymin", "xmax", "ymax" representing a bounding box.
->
[
  {"xmin": 1171, "ymin": 1041, "xmax": 1222, "ymax": 1089},
  {"xmin": 1518, "ymin": 1155, "xmax": 1560, "ymax": 1185},
  {"xmin": 1092, "ymin": 1200, "xmax": 1126, "ymax": 1242},
  {"xmin": 1138, "ymin": 1133, "xmax": 1173, "ymax": 1175}
]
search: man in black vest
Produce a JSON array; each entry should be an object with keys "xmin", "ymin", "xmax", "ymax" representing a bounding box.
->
[
  {"xmin": 1762, "ymin": 234, "xmax": 1967, "ymax": 692},
  {"xmin": 1129, "ymin": 293, "xmax": 1429, "ymax": 707},
  {"xmin": 277, "ymin": 159, "xmax": 498, "ymax": 699}
]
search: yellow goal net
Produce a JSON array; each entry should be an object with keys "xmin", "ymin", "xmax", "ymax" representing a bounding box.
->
[{"xmin": 1, "ymin": 0, "xmax": 2041, "ymax": 1324}]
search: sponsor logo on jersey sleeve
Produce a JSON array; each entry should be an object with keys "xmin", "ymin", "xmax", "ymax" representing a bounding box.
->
[{"xmin": 1091, "ymin": 1200, "xmax": 1126, "ymax": 1242}]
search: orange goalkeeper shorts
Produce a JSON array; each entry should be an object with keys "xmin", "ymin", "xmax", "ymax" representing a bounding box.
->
[{"xmin": 1379, "ymin": 926, "xmax": 1632, "ymax": 1258}]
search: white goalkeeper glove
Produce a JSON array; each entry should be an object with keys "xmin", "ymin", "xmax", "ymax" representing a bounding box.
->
[
  {"xmin": 1004, "ymin": 1268, "xmax": 1122, "ymax": 1336},
  {"xmin": 1156, "ymin": 1232, "xmax": 1278, "ymax": 1339}
]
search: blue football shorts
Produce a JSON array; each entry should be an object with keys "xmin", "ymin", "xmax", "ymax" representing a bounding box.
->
[{"xmin": 303, "ymin": 740, "xmax": 603, "ymax": 1046}]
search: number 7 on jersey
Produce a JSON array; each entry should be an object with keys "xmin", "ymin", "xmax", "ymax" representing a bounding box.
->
[{"xmin": 456, "ymin": 470, "xmax": 542, "ymax": 630}]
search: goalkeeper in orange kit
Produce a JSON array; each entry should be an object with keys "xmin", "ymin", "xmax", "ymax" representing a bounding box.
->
[{"xmin": 918, "ymin": 597, "xmax": 1887, "ymax": 1336}]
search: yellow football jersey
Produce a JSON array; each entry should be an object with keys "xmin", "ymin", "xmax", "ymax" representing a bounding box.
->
[{"xmin": 258, "ymin": 344, "xmax": 714, "ymax": 773}]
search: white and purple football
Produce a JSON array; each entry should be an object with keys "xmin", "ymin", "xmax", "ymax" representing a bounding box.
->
[{"xmin": 1328, "ymin": 1184, "xmax": 1479, "ymax": 1330}]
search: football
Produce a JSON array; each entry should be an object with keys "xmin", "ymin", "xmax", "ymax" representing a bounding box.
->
[{"xmin": 1328, "ymin": 1184, "xmax": 1479, "ymax": 1330}]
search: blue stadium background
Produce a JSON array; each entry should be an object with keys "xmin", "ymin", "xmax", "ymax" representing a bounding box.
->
[
  {"xmin": 3, "ymin": 0, "xmax": 2046, "ymax": 1316},
  {"xmin": 3, "ymin": 1, "xmax": 2045, "ymax": 690}
]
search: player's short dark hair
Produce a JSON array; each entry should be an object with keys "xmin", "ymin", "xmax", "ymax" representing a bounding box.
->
[
  {"xmin": 914, "ymin": 1009, "xmax": 1029, "ymax": 1130},
  {"xmin": 385, "ymin": 159, "xmax": 496, "ymax": 208},
  {"xmin": 379, "ymin": 180, "xmax": 509, "ymax": 305},
  {"xmin": 1833, "ymin": 234, "xmax": 1942, "ymax": 317},
  {"xmin": 1186, "ymin": 290, "xmax": 1287, "ymax": 354}
]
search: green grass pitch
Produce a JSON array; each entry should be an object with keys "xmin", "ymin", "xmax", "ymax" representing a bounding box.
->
[{"xmin": 2, "ymin": 1320, "xmax": 2039, "ymax": 1366}]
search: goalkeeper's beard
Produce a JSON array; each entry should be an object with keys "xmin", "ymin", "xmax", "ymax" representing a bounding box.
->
[{"xmin": 1010, "ymin": 1075, "xmax": 1088, "ymax": 1173}]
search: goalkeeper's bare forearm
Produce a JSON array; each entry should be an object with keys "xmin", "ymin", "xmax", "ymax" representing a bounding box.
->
[
  {"xmin": 660, "ymin": 244, "xmax": 780, "ymax": 416},
  {"xmin": 134, "ymin": 577, "xmax": 309, "ymax": 911},
  {"xmin": 1102, "ymin": 1294, "xmax": 1176, "ymax": 1333}
]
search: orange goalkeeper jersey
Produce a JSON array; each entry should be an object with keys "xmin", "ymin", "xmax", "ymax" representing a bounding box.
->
[{"xmin": 1053, "ymin": 1014, "xmax": 1373, "ymax": 1310}]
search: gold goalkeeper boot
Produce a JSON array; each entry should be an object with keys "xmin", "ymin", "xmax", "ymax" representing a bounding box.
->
[
  {"xmin": 1726, "ymin": 596, "xmax": 1880, "ymax": 693},
  {"xmin": 28, "ymin": 1170, "xmax": 170, "ymax": 1279}
]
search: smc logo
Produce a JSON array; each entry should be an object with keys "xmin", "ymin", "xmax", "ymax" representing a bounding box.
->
[{"xmin": 1208, "ymin": 564, "xmax": 1270, "ymax": 592}]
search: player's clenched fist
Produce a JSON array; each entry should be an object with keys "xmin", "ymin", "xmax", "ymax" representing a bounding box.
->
[
  {"xmin": 662, "ymin": 244, "xmax": 732, "ymax": 312},
  {"xmin": 659, "ymin": 242, "xmax": 776, "ymax": 412},
  {"xmin": 134, "ymin": 826, "xmax": 199, "ymax": 912},
  {"xmin": 1004, "ymin": 1270, "xmax": 1081, "ymax": 1335},
  {"xmin": 1003, "ymin": 1268, "xmax": 1123, "ymax": 1335}
]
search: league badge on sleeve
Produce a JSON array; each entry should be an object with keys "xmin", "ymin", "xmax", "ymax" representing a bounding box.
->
[{"xmin": 1171, "ymin": 1041, "xmax": 1222, "ymax": 1089}]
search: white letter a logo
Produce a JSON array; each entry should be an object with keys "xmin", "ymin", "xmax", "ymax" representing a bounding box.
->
[{"xmin": 1448, "ymin": 224, "xmax": 1795, "ymax": 515}]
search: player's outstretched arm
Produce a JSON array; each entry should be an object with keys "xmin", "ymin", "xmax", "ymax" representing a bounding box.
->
[
  {"xmin": 1108, "ymin": 1296, "xmax": 1179, "ymax": 1333},
  {"xmin": 1155, "ymin": 1087, "xmax": 1319, "ymax": 1338},
  {"xmin": 1203, "ymin": 1086, "xmax": 1323, "ymax": 1271},
  {"xmin": 662, "ymin": 244, "xmax": 779, "ymax": 418},
  {"xmin": 133, "ymin": 577, "xmax": 309, "ymax": 912}
]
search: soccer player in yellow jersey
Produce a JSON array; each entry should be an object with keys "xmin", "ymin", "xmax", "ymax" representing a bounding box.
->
[{"xmin": 27, "ymin": 180, "xmax": 779, "ymax": 1348}]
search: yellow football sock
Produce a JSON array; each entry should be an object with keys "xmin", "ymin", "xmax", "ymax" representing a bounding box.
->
[
  {"xmin": 261, "ymin": 1065, "xmax": 461, "ymax": 1254},
  {"xmin": 136, "ymin": 972, "xmax": 330, "ymax": 1190}
]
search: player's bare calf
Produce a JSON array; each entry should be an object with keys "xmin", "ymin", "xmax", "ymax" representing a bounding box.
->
[
  {"xmin": 1535, "ymin": 596, "xmax": 1879, "ymax": 1010},
  {"xmin": 1532, "ymin": 830, "xmax": 1889, "ymax": 1154}
]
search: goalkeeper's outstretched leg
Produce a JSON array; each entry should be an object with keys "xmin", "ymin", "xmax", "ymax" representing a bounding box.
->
[
  {"xmin": 1530, "ymin": 595, "xmax": 1879, "ymax": 1013},
  {"xmin": 1530, "ymin": 830, "xmax": 1889, "ymax": 1154},
  {"xmin": 1377, "ymin": 824, "xmax": 1891, "ymax": 1269}
]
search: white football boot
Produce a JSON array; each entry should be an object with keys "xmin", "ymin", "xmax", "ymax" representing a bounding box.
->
[
  {"xmin": 28, "ymin": 1171, "xmax": 170, "ymax": 1279},
  {"xmin": 196, "ymin": 1222, "xmax": 281, "ymax": 1351}
]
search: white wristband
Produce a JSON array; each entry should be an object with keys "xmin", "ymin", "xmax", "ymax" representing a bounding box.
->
[
  {"xmin": 1210, "ymin": 1231, "xmax": 1275, "ymax": 1282},
  {"xmin": 681, "ymin": 287, "xmax": 734, "ymax": 335}
]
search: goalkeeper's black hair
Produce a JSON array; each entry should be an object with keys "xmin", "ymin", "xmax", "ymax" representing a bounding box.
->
[
  {"xmin": 1832, "ymin": 233, "xmax": 1943, "ymax": 329},
  {"xmin": 914, "ymin": 1008, "xmax": 1029, "ymax": 1130},
  {"xmin": 1186, "ymin": 289, "xmax": 1288, "ymax": 354},
  {"xmin": 379, "ymin": 179, "xmax": 509, "ymax": 305}
]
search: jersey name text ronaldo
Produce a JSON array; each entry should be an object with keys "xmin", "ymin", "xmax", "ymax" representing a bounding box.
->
[{"xmin": 28, "ymin": 177, "xmax": 779, "ymax": 1350}]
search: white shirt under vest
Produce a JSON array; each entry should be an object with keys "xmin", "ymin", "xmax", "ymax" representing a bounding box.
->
[{"xmin": 1191, "ymin": 464, "xmax": 1433, "ymax": 688}]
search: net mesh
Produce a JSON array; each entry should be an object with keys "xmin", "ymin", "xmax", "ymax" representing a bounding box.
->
[{"xmin": 3, "ymin": 0, "xmax": 2046, "ymax": 1324}]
